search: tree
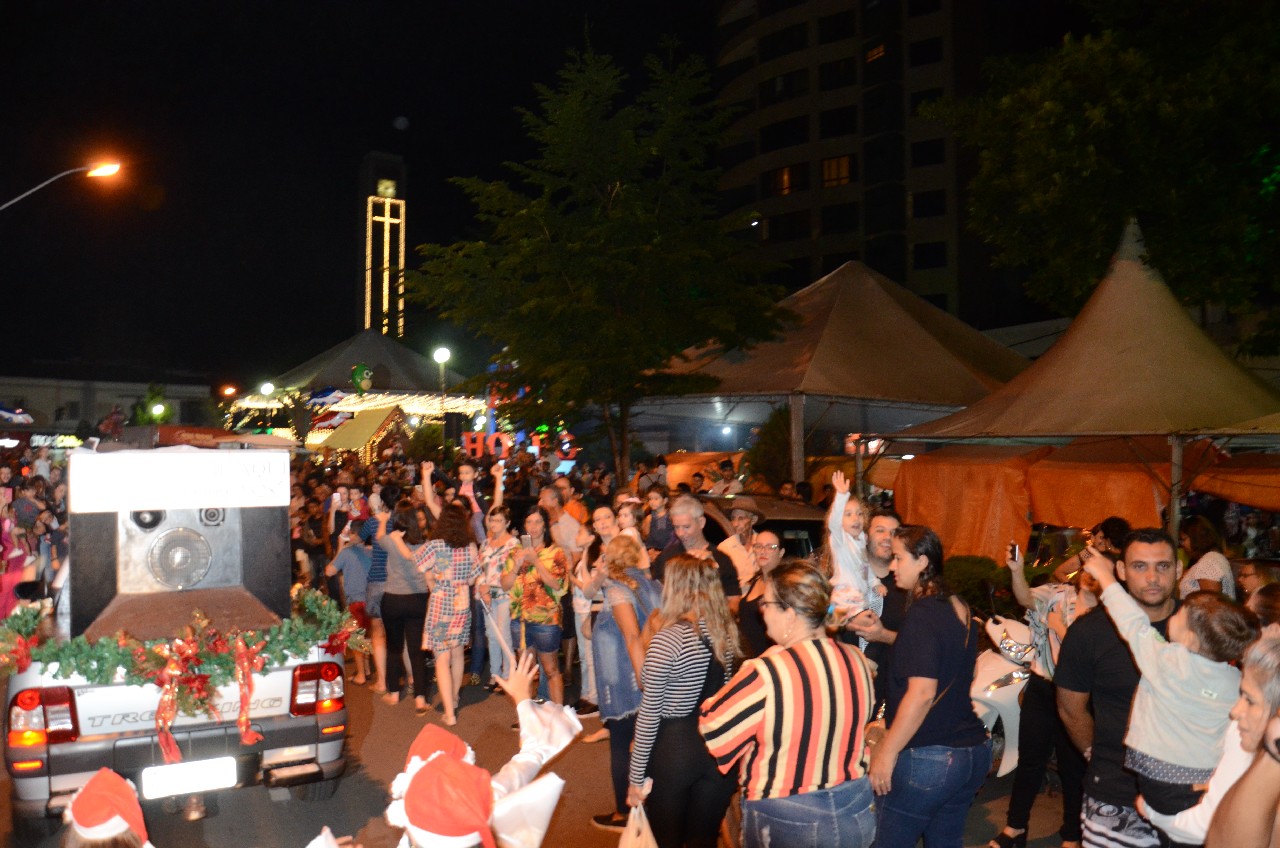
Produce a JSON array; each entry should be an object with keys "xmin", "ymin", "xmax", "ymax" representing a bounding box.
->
[
  {"xmin": 128, "ymin": 383, "xmax": 173, "ymax": 425},
  {"xmin": 411, "ymin": 46, "xmax": 782, "ymax": 480},
  {"xmin": 930, "ymin": 0, "xmax": 1280, "ymax": 349}
]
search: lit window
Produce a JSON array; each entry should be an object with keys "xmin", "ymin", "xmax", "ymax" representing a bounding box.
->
[
  {"xmin": 866, "ymin": 44, "xmax": 886, "ymax": 63},
  {"xmin": 822, "ymin": 156, "xmax": 852, "ymax": 187}
]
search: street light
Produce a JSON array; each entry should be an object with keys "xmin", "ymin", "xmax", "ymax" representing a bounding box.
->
[
  {"xmin": 259, "ymin": 382, "xmax": 275, "ymax": 395},
  {"xmin": 432, "ymin": 347, "xmax": 451, "ymax": 393},
  {"xmin": 0, "ymin": 162, "xmax": 122, "ymax": 212}
]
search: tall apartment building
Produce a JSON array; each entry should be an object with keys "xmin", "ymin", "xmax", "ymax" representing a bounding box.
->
[{"xmin": 715, "ymin": 0, "xmax": 1064, "ymax": 325}]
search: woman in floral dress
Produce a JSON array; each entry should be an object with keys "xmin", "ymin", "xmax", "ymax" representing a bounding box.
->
[{"xmin": 416, "ymin": 500, "xmax": 480, "ymax": 725}]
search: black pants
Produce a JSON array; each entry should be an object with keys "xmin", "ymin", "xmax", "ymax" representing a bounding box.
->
[
  {"xmin": 646, "ymin": 714, "xmax": 737, "ymax": 848},
  {"xmin": 382, "ymin": 592, "xmax": 429, "ymax": 698},
  {"xmin": 607, "ymin": 713, "xmax": 637, "ymax": 815},
  {"xmin": 1006, "ymin": 673, "xmax": 1086, "ymax": 842}
]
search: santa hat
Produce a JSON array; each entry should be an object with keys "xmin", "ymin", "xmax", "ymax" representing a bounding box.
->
[
  {"xmin": 400, "ymin": 755, "xmax": 496, "ymax": 848},
  {"xmin": 66, "ymin": 768, "xmax": 152, "ymax": 847},
  {"xmin": 389, "ymin": 724, "xmax": 475, "ymax": 801},
  {"xmin": 406, "ymin": 724, "xmax": 473, "ymax": 769}
]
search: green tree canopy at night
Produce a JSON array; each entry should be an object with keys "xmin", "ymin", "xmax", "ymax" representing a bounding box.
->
[
  {"xmin": 411, "ymin": 46, "xmax": 781, "ymax": 477},
  {"xmin": 931, "ymin": 0, "xmax": 1280, "ymax": 350}
]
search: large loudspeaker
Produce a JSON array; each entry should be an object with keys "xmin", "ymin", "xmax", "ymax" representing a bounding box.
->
[
  {"xmin": 71, "ymin": 506, "xmax": 291, "ymax": 640},
  {"xmin": 68, "ymin": 448, "xmax": 294, "ymax": 641}
]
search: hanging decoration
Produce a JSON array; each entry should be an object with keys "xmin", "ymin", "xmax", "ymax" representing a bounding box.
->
[{"xmin": 351, "ymin": 363, "xmax": 374, "ymax": 395}]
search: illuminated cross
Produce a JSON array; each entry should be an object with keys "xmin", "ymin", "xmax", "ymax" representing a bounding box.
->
[{"xmin": 365, "ymin": 196, "xmax": 406, "ymax": 336}]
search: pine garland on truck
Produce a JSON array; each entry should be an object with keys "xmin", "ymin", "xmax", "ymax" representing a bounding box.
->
[{"xmin": 0, "ymin": 589, "xmax": 366, "ymax": 761}]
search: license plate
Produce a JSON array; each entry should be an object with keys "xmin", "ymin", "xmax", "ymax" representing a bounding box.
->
[{"xmin": 140, "ymin": 756, "xmax": 237, "ymax": 799}]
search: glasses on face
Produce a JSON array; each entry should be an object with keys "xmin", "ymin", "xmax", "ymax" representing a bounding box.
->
[
  {"xmin": 758, "ymin": 600, "xmax": 788, "ymax": 611},
  {"xmin": 752, "ymin": 543, "xmax": 781, "ymax": 552}
]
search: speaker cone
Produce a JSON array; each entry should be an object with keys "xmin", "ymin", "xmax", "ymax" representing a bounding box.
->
[{"xmin": 148, "ymin": 528, "xmax": 214, "ymax": 590}]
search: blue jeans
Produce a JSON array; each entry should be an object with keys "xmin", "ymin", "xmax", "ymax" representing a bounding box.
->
[
  {"xmin": 744, "ymin": 777, "xmax": 876, "ymax": 848},
  {"xmin": 874, "ymin": 740, "xmax": 992, "ymax": 848}
]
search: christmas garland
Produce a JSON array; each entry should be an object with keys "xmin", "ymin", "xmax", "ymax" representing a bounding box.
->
[{"xmin": 0, "ymin": 589, "xmax": 367, "ymax": 763}]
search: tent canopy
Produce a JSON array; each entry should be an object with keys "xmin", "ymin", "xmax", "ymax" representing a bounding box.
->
[
  {"xmin": 893, "ymin": 224, "xmax": 1280, "ymax": 439},
  {"xmin": 321, "ymin": 407, "xmax": 401, "ymax": 452},
  {"xmin": 272, "ymin": 329, "xmax": 462, "ymax": 394},
  {"xmin": 636, "ymin": 262, "xmax": 1029, "ymax": 436},
  {"xmin": 662, "ymin": 261, "xmax": 1028, "ymax": 407}
]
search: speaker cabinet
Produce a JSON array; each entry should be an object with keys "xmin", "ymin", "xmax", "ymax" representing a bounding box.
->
[{"xmin": 70, "ymin": 505, "xmax": 291, "ymax": 640}]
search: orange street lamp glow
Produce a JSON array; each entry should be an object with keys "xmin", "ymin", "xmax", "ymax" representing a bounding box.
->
[{"xmin": 87, "ymin": 163, "xmax": 121, "ymax": 177}]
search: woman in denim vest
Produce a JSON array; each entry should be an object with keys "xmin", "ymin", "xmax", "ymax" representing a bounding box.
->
[{"xmin": 590, "ymin": 534, "xmax": 663, "ymax": 832}]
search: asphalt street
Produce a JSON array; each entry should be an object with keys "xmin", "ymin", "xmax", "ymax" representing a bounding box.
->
[{"xmin": 1, "ymin": 661, "xmax": 1067, "ymax": 847}]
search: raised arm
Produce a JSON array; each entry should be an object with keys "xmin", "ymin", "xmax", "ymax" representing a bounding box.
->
[
  {"xmin": 490, "ymin": 461, "xmax": 505, "ymax": 511},
  {"xmin": 1003, "ymin": 541, "xmax": 1034, "ymax": 609},
  {"xmin": 420, "ymin": 461, "xmax": 442, "ymax": 518},
  {"xmin": 827, "ymin": 471, "xmax": 850, "ymax": 539}
]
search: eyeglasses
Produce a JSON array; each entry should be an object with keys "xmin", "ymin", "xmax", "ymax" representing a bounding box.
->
[
  {"xmin": 758, "ymin": 600, "xmax": 788, "ymax": 611},
  {"xmin": 752, "ymin": 543, "xmax": 781, "ymax": 552}
]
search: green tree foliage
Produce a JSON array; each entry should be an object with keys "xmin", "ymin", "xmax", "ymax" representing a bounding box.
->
[
  {"xmin": 129, "ymin": 383, "xmax": 173, "ymax": 425},
  {"xmin": 410, "ymin": 47, "xmax": 781, "ymax": 479},
  {"xmin": 930, "ymin": 0, "xmax": 1280, "ymax": 348}
]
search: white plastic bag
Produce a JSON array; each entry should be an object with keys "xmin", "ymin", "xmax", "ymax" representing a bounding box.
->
[{"xmin": 618, "ymin": 804, "xmax": 659, "ymax": 848}]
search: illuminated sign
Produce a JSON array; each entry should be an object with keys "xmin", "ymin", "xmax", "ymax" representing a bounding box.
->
[
  {"xmin": 461, "ymin": 431, "xmax": 578, "ymax": 460},
  {"xmin": 31, "ymin": 434, "xmax": 84, "ymax": 449}
]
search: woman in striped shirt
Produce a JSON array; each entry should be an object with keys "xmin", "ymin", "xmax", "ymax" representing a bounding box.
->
[
  {"xmin": 698, "ymin": 560, "xmax": 877, "ymax": 848},
  {"xmin": 625, "ymin": 554, "xmax": 742, "ymax": 846}
]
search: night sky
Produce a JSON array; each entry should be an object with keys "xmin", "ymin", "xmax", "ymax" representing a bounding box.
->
[{"xmin": 1, "ymin": 3, "xmax": 716, "ymax": 390}]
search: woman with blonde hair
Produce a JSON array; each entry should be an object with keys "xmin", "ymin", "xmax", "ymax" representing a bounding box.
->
[
  {"xmin": 623, "ymin": 554, "xmax": 742, "ymax": 845},
  {"xmin": 589, "ymin": 534, "xmax": 663, "ymax": 832}
]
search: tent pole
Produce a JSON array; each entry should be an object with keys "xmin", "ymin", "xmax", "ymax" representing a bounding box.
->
[
  {"xmin": 789, "ymin": 393, "xmax": 805, "ymax": 484},
  {"xmin": 1168, "ymin": 436, "xmax": 1184, "ymax": 543}
]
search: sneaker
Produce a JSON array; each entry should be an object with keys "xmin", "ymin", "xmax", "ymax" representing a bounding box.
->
[
  {"xmin": 573, "ymin": 699, "xmax": 599, "ymax": 718},
  {"xmin": 591, "ymin": 812, "xmax": 627, "ymax": 832}
]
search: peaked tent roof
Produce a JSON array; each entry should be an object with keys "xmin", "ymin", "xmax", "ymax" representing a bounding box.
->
[
  {"xmin": 271, "ymin": 329, "xmax": 461, "ymax": 393},
  {"xmin": 894, "ymin": 223, "xmax": 1280, "ymax": 439},
  {"xmin": 663, "ymin": 262, "xmax": 1029, "ymax": 407}
]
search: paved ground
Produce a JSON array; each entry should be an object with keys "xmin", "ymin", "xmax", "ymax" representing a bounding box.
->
[{"xmin": 1, "ymin": 663, "xmax": 1069, "ymax": 847}]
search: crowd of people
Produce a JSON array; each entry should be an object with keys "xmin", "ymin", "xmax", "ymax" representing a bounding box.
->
[{"xmin": 7, "ymin": 443, "xmax": 1280, "ymax": 848}]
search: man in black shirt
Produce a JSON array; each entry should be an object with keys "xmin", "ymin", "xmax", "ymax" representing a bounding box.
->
[
  {"xmin": 1054, "ymin": 528, "xmax": 1178, "ymax": 848},
  {"xmin": 652, "ymin": 495, "xmax": 741, "ymax": 615}
]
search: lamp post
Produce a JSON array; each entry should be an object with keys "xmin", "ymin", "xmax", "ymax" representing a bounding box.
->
[
  {"xmin": 433, "ymin": 347, "xmax": 450, "ymax": 444},
  {"xmin": 432, "ymin": 347, "xmax": 451, "ymax": 393},
  {"xmin": 0, "ymin": 163, "xmax": 121, "ymax": 212}
]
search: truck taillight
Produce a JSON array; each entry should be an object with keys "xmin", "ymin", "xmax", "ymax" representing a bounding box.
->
[
  {"xmin": 7, "ymin": 687, "xmax": 79, "ymax": 748},
  {"xmin": 291, "ymin": 663, "xmax": 344, "ymax": 716}
]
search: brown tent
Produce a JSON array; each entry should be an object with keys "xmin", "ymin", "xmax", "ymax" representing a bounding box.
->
[
  {"xmin": 641, "ymin": 262, "xmax": 1029, "ymax": 478},
  {"xmin": 893, "ymin": 225, "xmax": 1280, "ymax": 440},
  {"xmin": 886, "ymin": 223, "xmax": 1280, "ymax": 548}
]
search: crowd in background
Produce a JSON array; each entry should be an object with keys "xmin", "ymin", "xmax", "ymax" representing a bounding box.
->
[{"xmin": 5, "ymin": 439, "xmax": 1280, "ymax": 848}]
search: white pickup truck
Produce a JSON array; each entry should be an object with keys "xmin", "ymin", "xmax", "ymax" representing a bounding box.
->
[{"xmin": 3, "ymin": 447, "xmax": 349, "ymax": 840}]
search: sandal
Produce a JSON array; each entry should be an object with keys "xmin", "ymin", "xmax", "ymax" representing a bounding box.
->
[{"xmin": 987, "ymin": 831, "xmax": 1027, "ymax": 848}]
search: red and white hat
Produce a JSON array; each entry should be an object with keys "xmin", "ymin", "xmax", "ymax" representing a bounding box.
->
[
  {"xmin": 405, "ymin": 724, "xmax": 473, "ymax": 769},
  {"xmin": 400, "ymin": 755, "xmax": 495, "ymax": 848},
  {"xmin": 66, "ymin": 768, "xmax": 152, "ymax": 847}
]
